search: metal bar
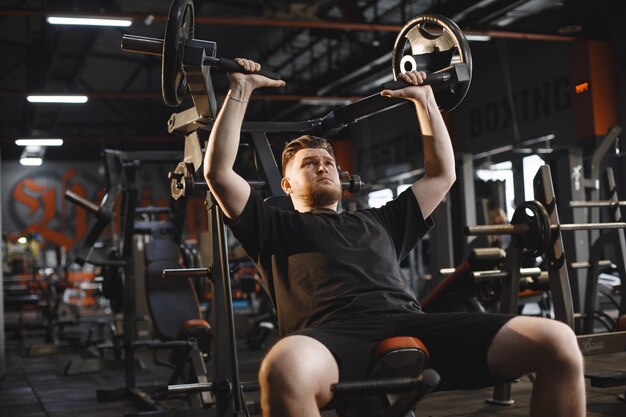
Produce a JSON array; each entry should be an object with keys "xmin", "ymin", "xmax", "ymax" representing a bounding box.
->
[
  {"xmin": 64, "ymin": 190, "xmax": 100, "ymax": 215},
  {"xmin": 121, "ymin": 35, "xmax": 163, "ymax": 56},
  {"xmin": 169, "ymin": 381, "xmax": 215, "ymax": 394},
  {"xmin": 162, "ymin": 268, "xmax": 210, "ymax": 279},
  {"xmin": 570, "ymin": 200, "xmax": 626, "ymax": 208},
  {"xmin": 570, "ymin": 260, "xmax": 611, "ymax": 269},
  {"xmin": 332, "ymin": 94, "xmax": 407, "ymax": 126},
  {"xmin": 249, "ymin": 132, "xmax": 285, "ymax": 197},
  {"xmin": 465, "ymin": 221, "xmax": 626, "ymax": 236},
  {"xmin": 464, "ymin": 223, "xmax": 528, "ymax": 235},
  {"xmin": 559, "ymin": 222, "xmax": 626, "ymax": 231}
]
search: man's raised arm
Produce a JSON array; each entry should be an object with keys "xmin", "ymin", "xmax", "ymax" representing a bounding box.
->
[
  {"xmin": 381, "ymin": 71, "xmax": 456, "ymax": 219},
  {"xmin": 204, "ymin": 59, "xmax": 286, "ymax": 221}
]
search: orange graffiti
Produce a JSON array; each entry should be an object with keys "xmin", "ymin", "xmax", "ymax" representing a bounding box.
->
[
  {"xmin": 12, "ymin": 171, "xmax": 91, "ymax": 251},
  {"xmin": 14, "ymin": 178, "xmax": 74, "ymax": 248}
]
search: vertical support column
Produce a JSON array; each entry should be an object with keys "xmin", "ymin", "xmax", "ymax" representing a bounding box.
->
[
  {"xmin": 0, "ymin": 152, "xmax": 5, "ymax": 378},
  {"xmin": 511, "ymin": 154, "xmax": 525, "ymax": 208},
  {"xmin": 457, "ymin": 154, "xmax": 477, "ymax": 254},
  {"xmin": 551, "ymin": 149, "xmax": 588, "ymax": 315},
  {"xmin": 604, "ymin": 168, "xmax": 626, "ymax": 317},
  {"xmin": 208, "ymin": 193, "xmax": 242, "ymax": 417},
  {"xmin": 121, "ymin": 161, "xmax": 139, "ymax": 389},
  {"xmin": 534, "ymin": 165, "xmax": 575, "ymax": 328},
  {"xmin": 249, "ymin": 132, "xmax": 285, "ymax": 197},
  {"xmin": 488, "ymin": 243, "xmax": 523, "ymax": 405}
]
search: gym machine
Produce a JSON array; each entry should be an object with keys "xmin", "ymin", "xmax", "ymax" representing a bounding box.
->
[
  {"xmin": 465, "ymin": 164, "xmax": 626, "ymax": 403},
  {"xmin": 117, "ymin": 0, "xmax": 485, "ymax": 414},
  {"xmin": 65, "ymin": 149, "xmax": 219, "ymax": 412},
  {"xmin": 570, "ymin": 166, "xmax": 626, "ymax": 334}
]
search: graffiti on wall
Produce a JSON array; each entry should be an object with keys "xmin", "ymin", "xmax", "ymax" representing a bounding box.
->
[{"xmin": 2, "ymin": 161, "xmax": 207, "ymax": 257}]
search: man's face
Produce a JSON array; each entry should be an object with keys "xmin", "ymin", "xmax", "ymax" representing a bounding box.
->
[{"xmin": 283, "ymin": 148, "xmax": 342, "ymax": 208}]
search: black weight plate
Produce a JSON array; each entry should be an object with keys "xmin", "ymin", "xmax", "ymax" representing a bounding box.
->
[
  {"xmin": 511, "ymin": 201, "xmax": 551, "ymax": 259},
  {"xmin": 162, "ymin": 0, "xmax": 195, "ymax": 107},
  {"xmin": 392, "ymin": 14, "xmax": 472, "ymax": 113}
]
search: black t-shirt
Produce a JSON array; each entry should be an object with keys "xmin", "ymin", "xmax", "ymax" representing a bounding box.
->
[{"xmin": 227, "ymin": 186, "xmax": 433, "ymax": 336}]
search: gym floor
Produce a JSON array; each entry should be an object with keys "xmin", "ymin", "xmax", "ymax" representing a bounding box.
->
[{"xmin": 2, "ymin": 309, "xmax": 625, "ymax": 417}]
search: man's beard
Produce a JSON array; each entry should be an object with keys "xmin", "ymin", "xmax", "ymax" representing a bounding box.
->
[{"xmin": 297, "ymin": 182, "xmax": 342, "ymax": 207}]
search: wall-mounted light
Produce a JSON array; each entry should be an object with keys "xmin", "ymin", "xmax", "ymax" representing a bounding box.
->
[
  {"xmin": 27, "ymin": 95, "xmax": 88, "ymax": 104},
  {"xmin": 19, "ymin": 145, "xmax": 45, "ymax": 166},
  {"xmin": 575, "ymin": 82, "xmax": 589, "ymax": 94},
  {"xmin": 47, "ymin": 16, "xmax": 133, "ymax": 27}
]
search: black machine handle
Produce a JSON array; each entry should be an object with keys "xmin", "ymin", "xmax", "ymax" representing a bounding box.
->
[
  {"xmin": 203, "ymin": 56, "xmax": 281, "ymax": 80},
  {"xmin": 381, "ymin": 63, "xmax": 469, "ymax": 91},
  {"xmin": 64, "ymin": 190, "xmax": 101, "ymax": 216}
]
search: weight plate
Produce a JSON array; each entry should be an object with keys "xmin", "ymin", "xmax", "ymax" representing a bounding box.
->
[
  {"xmin": 162, "ymin": 0, "xmax": 195, "ymax": 107},
  {"xmin": 169, "ymin": 161, "xmax": 186, "ymax": 200},
  {"xmin": 511, "ymin": 201, "xmax": 551, "ymax": 259},
  {"xmin": 392, "ymin": 14, "xmax": 472, "ymax": 112}
]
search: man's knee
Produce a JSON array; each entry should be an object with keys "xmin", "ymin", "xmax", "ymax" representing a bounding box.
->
[
  {"xmin": 489, "ymin": 317, "xmax": 583, "ymax": 377},
  {"xmin": 259, "ymin": 336, "xmax": 338, "ymax": 404},
  {"xmin": 259, "ymin": 345, "xmax": 309, "ymax": 391},
  {"xmin": 539, "ymin": 320, "xmax": 583, "ymax": 371}
]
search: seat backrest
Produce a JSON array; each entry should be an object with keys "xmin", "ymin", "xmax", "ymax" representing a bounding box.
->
[{"xmin": 144, "ymin": 238, "xmax": 203, "ymax": 340}]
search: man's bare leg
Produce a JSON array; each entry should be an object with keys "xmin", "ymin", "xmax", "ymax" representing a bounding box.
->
[
  {"xmin": 487, "ymin": 316, "xmax": 585, "ymax": 417},
  {"xmin": 258, "ymin": 335, "xmax": 339, "ymax": 417}
]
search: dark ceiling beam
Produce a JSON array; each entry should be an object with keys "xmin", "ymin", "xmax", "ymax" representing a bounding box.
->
[
  {"xmin": 0, "ymin": 134, "xmax": 176, "ymax": 142},
  {"xmin": 474, "ymin": 0, "xmax": 531, "ymax": 26},
  {"xmin": 0, "ymin": 9, "xmax": 576, "ymax": 40},
  {"xmin": 48, "ymin": 32, "xmax": 101, "ymax": 132},
  {"xmin": 0, "ymin": 57, "xmax": 24, "ymax": 84},
  {"xmin": 0, "ymin": 90, "xmax": 364, "ymax": 102},
  {"xmin": 336, "ymin": 0, "xmax": 367, "ymax": 22},
  {"xmin": 26, "ymin": 22, "xmax": 61, "ymax": 133},
  {"xmin": 76, "ymin": 80, "xmax": 136, "ymax": 125}
]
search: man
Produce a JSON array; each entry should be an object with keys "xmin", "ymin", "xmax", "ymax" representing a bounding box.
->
[{"xmin": 204, "ymin": 58, "xmax": 585, "ymax": 417}]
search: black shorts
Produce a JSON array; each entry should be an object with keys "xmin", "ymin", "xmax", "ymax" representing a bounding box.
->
[{"xmin": 292, "ymin": 311, "xmax": 514, "ymax": 392}]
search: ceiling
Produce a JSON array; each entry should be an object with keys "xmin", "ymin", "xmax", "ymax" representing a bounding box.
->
[{"xmin": 0, "ymin": 0, "xmax": 623, "ymax": 163}]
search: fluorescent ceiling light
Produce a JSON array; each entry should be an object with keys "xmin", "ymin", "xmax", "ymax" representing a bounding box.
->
[
  {"xmin": 20, "ymin": 145, "xmax": 45, "ymax": 166},
  {"xmin": 47, "ymin": 16, "xmax": 132, "ymax": 27},
  {"xmin": 27, "ymin": 95, "xmax": 88, "ymax": 103},
  {"xmin": 16, "ymin": 138, "xmax": 64, "ymax": 147},
  {"xmin": 20, "ymin": 157, "xmax": 43, "ymax": 166}
]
